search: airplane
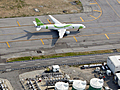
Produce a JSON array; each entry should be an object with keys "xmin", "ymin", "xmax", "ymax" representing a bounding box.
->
[{"xmin": 33, "ymin": 15, "xmax": 86, "ymax": 38}]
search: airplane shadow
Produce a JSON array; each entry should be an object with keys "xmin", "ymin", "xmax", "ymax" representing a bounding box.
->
[
  {"xmin": 12, "ymin": 30, "xmax": 59, "ymax": 46},
  {"xmin": 12, "ymin": 30, "xmax": 80, "ymax": 46}
]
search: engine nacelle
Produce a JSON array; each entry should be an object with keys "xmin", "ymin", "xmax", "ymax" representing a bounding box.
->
[{"xmin": 65, "ymin": 31, "xmax": 70, "ymax": 35}]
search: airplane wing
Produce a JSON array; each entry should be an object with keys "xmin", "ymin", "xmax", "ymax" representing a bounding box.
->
[
  {"xmin": 58, "ymin": 29, "xmax": 66, "ymax": 38},
  {"xmin": 49, "ymin": 15, "xmax": 62, "ymax": 24}
]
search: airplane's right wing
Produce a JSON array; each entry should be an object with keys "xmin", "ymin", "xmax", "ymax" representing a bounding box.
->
[
  {"xmin": 49, "ymin": 15, "xmax": 62, "ymax": 24},
  {"xmin": 58, "ymin": 29, "xmax": 66, "ymax": 38}
]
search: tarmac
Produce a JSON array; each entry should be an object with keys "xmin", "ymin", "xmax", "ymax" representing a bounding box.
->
[{"xmin": 0, "ymin": 0, "xmax": 103, "ymax": 61}]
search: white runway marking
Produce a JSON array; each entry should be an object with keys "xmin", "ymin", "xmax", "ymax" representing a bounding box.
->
[
  {"xmin": 62, "ymin": 60, "xmax": 68, "ymax": 62},
  {"xmin": 5, "ymin": 66, "xmax": 11, "ymax": 68},
  {"xmin": 20, "ymin": 64, "xmax": 26, "ymax": 66},
  {"xmin": 35, "ymin": 63, "xmax": 41, "ymax": 65}
]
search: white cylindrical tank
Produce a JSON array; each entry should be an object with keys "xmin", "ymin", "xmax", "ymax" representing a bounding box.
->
[
  {"xmin": 72, "ymin": 80, "xmax": 87, "ymax": 90},
  {"xmin": 89, "ymin": 78, "xmax": 104, "ymax": 90},
  {"xmin": 55, "ymin": 82, "xmax": 69, "ymax": 90}
]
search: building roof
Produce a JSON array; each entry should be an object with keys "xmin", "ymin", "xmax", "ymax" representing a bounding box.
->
[
  {"xmin": 108, "ymin": 55, "xmax": 120, "ymax": 67},
  {"xmin": 73, "ymin": 80, "xmax": 86, "ymax": 89},
  {"xmin": 55, "ymin": 82, "xmax": 69, "ymax": 90},
  {"xmin": 90, "ymin": 78, "xmax": 104, "ymax": 88}
]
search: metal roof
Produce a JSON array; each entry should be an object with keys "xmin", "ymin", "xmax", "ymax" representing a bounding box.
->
[{"xmin": 108, "ymin": 55, "xmax": 120, "ymax": 67}]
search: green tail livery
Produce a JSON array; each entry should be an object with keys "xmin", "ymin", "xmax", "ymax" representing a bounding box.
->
[{"xmin": 35, "ymin": 18, "xmax": 44, "ymax": 26}]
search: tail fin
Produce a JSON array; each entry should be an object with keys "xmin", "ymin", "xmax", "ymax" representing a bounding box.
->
[{"xmin": 35, "ymin": 18, "xmax": 44, "ymax": 26}]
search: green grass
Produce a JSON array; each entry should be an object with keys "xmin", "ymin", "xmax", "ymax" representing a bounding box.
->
[{"xmin": 7, "ymin": 49, "xmax": 114, "ymax": 62}]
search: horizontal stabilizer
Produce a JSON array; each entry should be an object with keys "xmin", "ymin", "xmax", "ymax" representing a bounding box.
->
[{"xmin": 33, "ymin": 21, "xmax": 37, "ymax": 26}]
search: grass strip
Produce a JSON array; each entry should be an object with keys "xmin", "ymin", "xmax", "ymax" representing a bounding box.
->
[{"xmin": 7, "ymin": 49, "xmax": 115, "ymax": 62}]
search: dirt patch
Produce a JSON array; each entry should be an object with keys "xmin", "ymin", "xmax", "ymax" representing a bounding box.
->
[{"xmin": 0, "ymin": 0, "xmax": 83, "ymax": 18}]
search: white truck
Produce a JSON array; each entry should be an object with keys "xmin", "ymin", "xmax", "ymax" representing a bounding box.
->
[
  {"xmin": 114, "ymin": 73, "xmax": 120, "ymax": 87},
  {"xmin": 107, "ymin": 55, "xmax": 120, "ymax": 74},
  {"xmin": 107, "ymin": 55, "xmax": 120, "ymax": 87},
  {"xmin": 52, "ymin": 65, "xmax": 60, "ymax": 72}
]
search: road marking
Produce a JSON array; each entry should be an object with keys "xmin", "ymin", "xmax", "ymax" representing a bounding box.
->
[
  {"xmin": 35, "ymin": 63, "xmax": 41, "ymax": 65},
  {"xmin": 76, "ymin": 59, "xmax": 82, "ymax": 61},
  {"xmin": 117, "ymin": 0, "xmax": 120, "ymax": 4},
  {"xmin": 62, "ymin": 60, "xmax": 68, "ymax": 62},
  {"xmin": 20, "ymin": 64, "xmax": 26, "ymax": 66},
  {"xmin": 48, "ymin": 61, "xmax": 54, "ymax": 64},
  {"xmin": 90, "ymin": 58, "xmax": 95, "ymax": 59},
  {"xmin": 80, "ymin": 17, "xmax": 84, "ymax": 22},
  {"xmin": 47, "ymin": 19, "xmax": 51, "ymax": 24},
  {"xmin": 89, "ymin": 3, "xmax": 97, "ymax": 5},
  {"xmin": 106, "ymin": 0, "xmax": 120, "ymax": 18},
  {"xmin": 93, "ymin": 10, "xmax": 101, "ymax": 12},
  {"xmin": 0, "ymin": 63, "xmax": 6, "ymax": 65},
  {"xmin": 5, "ymin": 66, "xmax": 11, "ymax": 68},
  {"xmin": 41, "ymin": 39, "xmax": 44, "ymax": 45},
  {"xmin": 17, "ymin": 21, "xmax": 21, "ymax": 26},
  {"xmin": 105, "ymin": 34, "xmax": 109, "ymax": 39},
  {"xmin": 6, "ymin": 42, "xmax": 10, "ymax": 48},
  {"xmin": 1, "ymin": 30, "xmax": 120, "ymax": 44},
  {"xmin": 73, "ymin": 36, "xmax": 77, "ymax": 42},
  {"xmin": 89, "ymin": 15, "xmax": 97, "ymax": 19}
]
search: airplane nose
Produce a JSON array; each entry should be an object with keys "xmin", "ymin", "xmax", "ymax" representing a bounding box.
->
[
  {"xmin": 79, "ymin": 25, "xmax": 86, "ymax": 29},
  {"xmin": 83, "ymin": 25, "xmax": 86, "ymax": 28}
]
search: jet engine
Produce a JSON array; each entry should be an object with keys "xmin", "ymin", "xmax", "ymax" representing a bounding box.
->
[{"xmin": 65, "ymin": 31, "xmax": 70, "ymax": 34}]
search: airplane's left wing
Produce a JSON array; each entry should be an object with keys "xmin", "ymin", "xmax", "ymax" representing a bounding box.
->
[
  {"xmin": 58, "ymin": 29, "xmax": 66, "ymax": 38},
  {"xmin": 49, "ymin": 15, "xmax": 62, "ymax": 24}
]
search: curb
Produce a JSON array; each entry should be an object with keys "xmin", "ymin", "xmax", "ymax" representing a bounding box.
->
[{"xmin": 7, "ymin": 52, "xmax": 120, "ymax": 63}]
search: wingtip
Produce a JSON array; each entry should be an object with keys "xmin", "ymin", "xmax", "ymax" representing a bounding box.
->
[{"xmin": 48, "ymin": 15, "xmax": 52, "ymax": 17}]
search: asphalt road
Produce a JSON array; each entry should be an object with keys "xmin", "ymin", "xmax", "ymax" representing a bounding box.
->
[
  {"xmin": 0, "ymin": 0, "xmax": 120, "ymax": 89},
  {"xmin": 0, "ymin": 52, "xmax": 120, "ymax": 71}
]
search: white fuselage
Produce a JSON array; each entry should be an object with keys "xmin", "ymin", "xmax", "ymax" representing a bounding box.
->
[{"xmin": 37, "ymin": 24, "xmax": 85, "ymax": 30}]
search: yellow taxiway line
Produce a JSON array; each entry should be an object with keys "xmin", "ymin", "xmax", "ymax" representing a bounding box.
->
[
  {"xmin": 90, "ymin": 3, "xmax": 97, "ymax": 5},
  {"xmin": 105, "ymin": 34, "xmax": 109, "ymax": 39},
  {"xmin": 93, "ymin": 10, "xmax": 101, "ymax": 12},
  {"xmin": 47, "ymin": 19, "xmax": 52, "ymax": 24},
  {"xmin": 6, "ymin": 42, "xmax": 10, "ymax": 48},
  {"xmin": 80, "ymin": 17, "xmax": 84, "ymax": 22},
  {"xmin": 117, "ymin": 0, "xmax": 120, "ymax": 4},
  {"xmin": 40, "ymin": 39, "xmax": 44, "ymax": 45},
  {"xmin": 106, "ymin": 0, "xmax": 120, "ymax": 18},
  {"xmin": 73, "ymin": 36, "xmax": 77, "ymax": 42},
  {"xmin": 1, "ymin": 31, "xmax": 120, "ymax": 45},
  {"xmin": 89, "ymin": 15, "xmax": 97, "ymax": 19},
  {"xmin": 17, "ymin": 21, "xmax": 21, "ymax": 26}
]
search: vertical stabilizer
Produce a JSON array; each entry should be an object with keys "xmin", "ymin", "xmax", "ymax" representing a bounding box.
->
[{"xmin": 35, "ymin": 18, "xmax": 44, "ymax": 26}]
